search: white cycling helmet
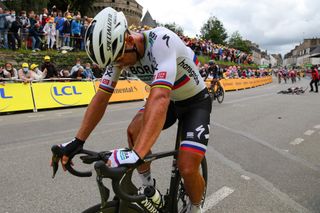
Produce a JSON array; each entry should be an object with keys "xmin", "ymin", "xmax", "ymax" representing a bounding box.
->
[{"xmin": 85, "ymin": 7, "xmax": 128, "ymax": 68}]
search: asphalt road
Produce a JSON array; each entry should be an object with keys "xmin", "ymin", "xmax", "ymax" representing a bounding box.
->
[{"xmin": 1, "ymin": 76, "xmax": 320, "ymax": 213}]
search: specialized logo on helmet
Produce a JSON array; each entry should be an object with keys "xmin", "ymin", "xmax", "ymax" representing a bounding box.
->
[{"xmin": 106, "ymin": 13, "xmax": 113, "ymax": 52}]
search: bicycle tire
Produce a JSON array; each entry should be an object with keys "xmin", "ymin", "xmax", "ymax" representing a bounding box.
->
[
  {"xmin": 209, "ymin": 86, "xmax": 215, "ymax": 103},
  {"xmin": 82, "ymin": 201, "xmax": 118, "ymax": 213},
  {"xmin": 216, "ymin": 86, "xmax": 224, "ymax": 104},
  {"xmin": 172, "ymin": 157, "xmax": 208, "ymax": 213},
  {"xmin": 82, "ymin": 200, "xmax": 144, "ymax": 213}
]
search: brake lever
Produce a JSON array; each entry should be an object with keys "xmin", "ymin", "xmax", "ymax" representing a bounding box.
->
[{"xmin": 51, "ymin": 145, "xmax": 63, "ymax": 178}]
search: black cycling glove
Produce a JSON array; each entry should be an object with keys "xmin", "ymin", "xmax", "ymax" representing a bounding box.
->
[{"xmin": 59, "ymin": 137, "xmax": 85, "ymax": 158}]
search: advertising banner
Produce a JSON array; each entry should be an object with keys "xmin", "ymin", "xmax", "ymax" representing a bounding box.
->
[
  {"xmin": 206, "ymin": 76, "xmax": 272, "ymax": 91},
  {"xmin": 32, "ymin": 82, "xmax": 96, "ymax": 109},
  {"xmin": 0, "ymin": 83, "xmax": 34, "ymax": 112},
  {"xmin": 95, "ymin": 80, "xmax": 149, "ymax": 102}
]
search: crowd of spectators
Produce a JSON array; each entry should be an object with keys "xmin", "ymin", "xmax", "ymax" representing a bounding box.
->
[
  {"xmin": 200, "ymin": 62, "xmax": 271, "ymax": 81},
  {"xmin": 0, "ymin": 6, "xmax": 261, "ymax": 84},
  {"xmin": 0, "ymin": 55, "xmax": 104, "ymax": 83},
  {"xmin": 0, "ymin": 6, "xmax": 91, "ymax": 52},
  {"xmin": 129, "ymin": 25, "xmax": 254, "ymax": 65}
]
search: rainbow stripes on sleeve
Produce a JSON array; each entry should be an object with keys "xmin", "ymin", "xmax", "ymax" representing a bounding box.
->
[
  {"xmin": 151, "ymin": 80, "xmax": 173, "ymax": 90},
  {"xmin": 99, "ymin": 84, "xmax": 114, "ymax": 94}
]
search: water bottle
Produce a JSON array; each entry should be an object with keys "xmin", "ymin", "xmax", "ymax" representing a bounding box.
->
[{"xmin": 144, "ymin": 186, "xmax": 164, "ymax": 209}]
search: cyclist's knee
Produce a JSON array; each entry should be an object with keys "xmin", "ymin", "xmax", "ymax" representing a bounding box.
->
[{"xmin": 177, "ymin": 151, "xmax": 203, "ymax": 177}]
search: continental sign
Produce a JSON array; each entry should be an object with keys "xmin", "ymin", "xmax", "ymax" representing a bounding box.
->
[
  {"xmin": 95, "ymin": 80, "xmax": 150, "ymax": 102},
  {"xmin": 32, "ymin": 82, "xmax": 96, "ymax": 109},
  {"xmin": 0, "ymin": 83, "xmax": 34, "ymax": 112}
]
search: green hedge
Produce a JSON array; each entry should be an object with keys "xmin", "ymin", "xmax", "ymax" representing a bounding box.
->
[{"xmin": 0, "ymin": 49, "xmax": 91, "ymax": 70}]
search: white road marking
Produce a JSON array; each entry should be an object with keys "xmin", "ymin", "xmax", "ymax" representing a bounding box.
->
[
  {"xmin": 241, "ymin": 175, "xmax": 251, "ymax": 180},
  {"xmin": 27, "ymin": 114, "xmax": 44, "ymax": 118},
  {"xmin": 290, "ymin": 138, "xmax": 304, "ymax": 145},
  {"xmin": 56, "ymin": 111, "xmax": 73, "ymax": 116},
  {"xmin": 304, "ymin": 130, "xmax": 315, "ymax": 136},
  {"xmin": 314, "ymin": 125, "xmax": 320, "ymax": 129},
  {"xmin": 203, "ymin": 186, "xmax": 234, "ymax": 212}
]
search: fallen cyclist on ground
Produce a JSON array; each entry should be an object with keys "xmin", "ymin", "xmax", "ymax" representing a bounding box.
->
[{"xmin": 51, "ymin": 7, "xmax": 211, "ymax": 213}]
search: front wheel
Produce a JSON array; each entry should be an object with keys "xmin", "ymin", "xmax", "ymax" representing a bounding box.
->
[
  {"xmin": 82, "ymin": 201, "xmax": 118, "ymax": 213},
  {"xmin": 82, "ymin": 200, "xmax": 143, "ymax": 213},
  {"xmin": 173, "ymin": 157, "xmax": 208, "ymax": 213},
  {"xmin": 215, "ymin": 86, "xmax": 224, "ymax": 104}
]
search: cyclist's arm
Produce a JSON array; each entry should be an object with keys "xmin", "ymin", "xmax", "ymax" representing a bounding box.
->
[
  {"xmin": 133, "ymin": 87, "xmax": 171, "ymax": 158},
  {"xmin": 76, "ymin": 65, "xmax": 122, "ymax": 141},
  {"xmin": 75, "ymin": 90, "xmax": 111, "ymax": 141}
]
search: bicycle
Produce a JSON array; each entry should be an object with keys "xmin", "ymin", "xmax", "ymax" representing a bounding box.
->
[
  {"xmin": 209, "ymin": 78, "xmax": 224, "ymax": 104},
  {"xmin": 51, "ymin": 122, "xmax": 208, "ymax": 213}
]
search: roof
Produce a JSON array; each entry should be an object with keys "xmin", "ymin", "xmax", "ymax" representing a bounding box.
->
[
  {"xmin": 309, "ymin": 46, "xmax": 320, "ymax": 58},
  {"xmin": 141, "ymin": 10, "xmax": 157, "ymax": 28}
]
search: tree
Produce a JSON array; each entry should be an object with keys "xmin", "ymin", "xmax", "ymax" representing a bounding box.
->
[
  {"xmin": 200, "ymin": 16, "xmax": 228, "ymax": 45},
  {"xmin": 160, "ymin": 22, "xmax": 184, "ymax": 35},
  {"xmin": 228, "ymin": 31, "xmax": 251, "ymax": 53},
  {"xmin": 48, "ymin": 0, "xmax": 96, "ymax": 15},
  {"xmin": 3, "ymin": 0, "xmax": 49, "ymax": 13}
]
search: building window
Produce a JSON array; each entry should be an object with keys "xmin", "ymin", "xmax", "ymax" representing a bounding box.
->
[
  {"xmin": 127, "ymin": 1, "xmax": 130, "ymax": 5},
  {"xmin": 112, "ymin": 0, "xmax": 115, "ymax": 2}
]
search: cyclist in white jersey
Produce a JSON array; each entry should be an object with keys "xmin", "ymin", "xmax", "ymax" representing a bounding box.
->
[{"xmin": 53, "ymin": 7, "xmax": 211, "ymax": 213}]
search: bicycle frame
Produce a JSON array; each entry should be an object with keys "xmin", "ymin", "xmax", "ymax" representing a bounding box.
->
[{"xmin": 51, "ymin": 122, "xmax": 207, "ymax": 213}]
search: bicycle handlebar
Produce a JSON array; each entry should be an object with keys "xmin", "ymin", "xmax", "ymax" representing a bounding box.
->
[
  {"xmin": 51, "ymin": 145, "xmax": 111, "ymax": 178},
  {"xmin": 51, "ymin": 145, "xmax": 148, "ymax": 202}
]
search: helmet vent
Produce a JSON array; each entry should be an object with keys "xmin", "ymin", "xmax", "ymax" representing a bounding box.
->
[
  {"xmin": 112, "ymin": 38, "xmax": 118, "ymax": 56},
  {"xmin": 99, "ymin": 31, "xmax": 105, "ymax": 64}
]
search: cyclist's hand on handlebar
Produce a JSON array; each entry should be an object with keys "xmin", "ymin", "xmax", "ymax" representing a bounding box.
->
[
  {"xmin": 51, "ymin": 137, "xmax": 85, "ymax": 171},
  {"xmin": 107, "ymin": 148, "xmax": 143, "ymax": 168}
]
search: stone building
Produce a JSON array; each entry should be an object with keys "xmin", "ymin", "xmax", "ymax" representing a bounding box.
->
[
  {"xmin": 88, "ymin": 0, "xmax": 143, "ymax": 26},
  {"xmin": 283, "ymin": 38, "xmax": 320, "ymax": 67}
]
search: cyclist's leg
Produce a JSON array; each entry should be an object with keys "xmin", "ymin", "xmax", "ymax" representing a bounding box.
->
[
  {"xmin": 177, "ymin": 97, "xmax": 211, "ymax": 206},
  {"xmin": 127, "ymin": 102, "xmax": 177, "ymax": 183}
]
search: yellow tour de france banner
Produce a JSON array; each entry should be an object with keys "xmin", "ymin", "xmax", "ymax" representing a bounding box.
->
[
  {"xmin": 206, "ymin": 76, "xmax": 272, "ymax": 91},
  {"xmin": 95, "ymin": 80, "xmax": 150, "ymax": 102},
  {"xmin": 0, "ymin": 83, "xmax": 35, "ymax": 112},
  {"xmin": 31, "ymin": 81, "xmax": 96, "ymax": 109}
]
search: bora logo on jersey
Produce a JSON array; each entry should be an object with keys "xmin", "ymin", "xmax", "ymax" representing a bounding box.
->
[{"xmin": 50, "ymin": 85, "xmax": 82, "ymax": 106}]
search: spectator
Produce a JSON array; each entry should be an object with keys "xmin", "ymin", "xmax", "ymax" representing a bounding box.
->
[
  {"xmin": 0, "ymin": 66, "xmax": 6, "ymax": 78},
  {"xmin": 8, "ymin": 15, "xmax": 22, "ymax": 50},
  {"xmin": 70, "ymin": 67, "xmax": 85, "ymax": 79},
  {"xmin": 28, "ymin": 11, "xmax": 36, "ymax": 28},
  {"xmin": 30, "ymin": 63, "xmax": 46, "ymax": 80},
  {"xmin": 309, "ymin": 66, "xmax": 319, "ymax": 93},
  {"xmin": 18, "ymin": 62, "xmax": 35, "ymax": 82},
  {"xmin": 80, "ymin": 19, "xmax": 89, "ymax": 50},
  {"xmin": 2, "ymin": 9, "xmax": 12, "ymax": 49},
  {"xmin": 91, "ymin": 63, "xmax": 104, "ymax": 78},
  {"xmin": 54, "ymin": 10, "xmax": 63, "ymax": 49},
  {"xmin": 0, "ymin": 8, "xmax": 9, "ymax": 49},
  {"xmin": 62, "ymin": 15, "xmax": 72, "ymax": 47},
  {"xmin": 29, "ymin": 23, "xmax": 42, "ymax": 51},
  {"xmin": 71, "ymin": 14, "xmax": 82, "ymax": 50},
  {"xmin": 59, "ymin": 69, "xmax": 70, "ymax": 78},
  {"xmin": 83, "ymin": 63, "xmax": 95, "ymax": 79},
  {"xmin": 43, "ymin": 17, "xmax": 56, "ymax": 49},
  {"xmin": 3, "ymin": 62, "xmax": 18, "ymax": 80},
  {"xmin": 41, "ymin": 55, "xmax": 58, "ymax": 78},
  {"xmin": 70, "ymin": 58, "xmax": 84, "ymax": 75},
  {"xmin": 19, "ymin": 10, "xmax": 30, "ymax": 47}
]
